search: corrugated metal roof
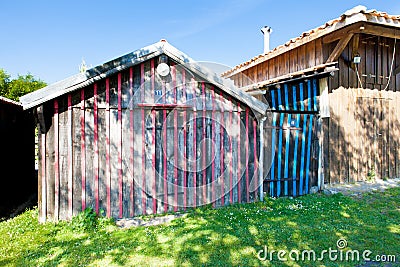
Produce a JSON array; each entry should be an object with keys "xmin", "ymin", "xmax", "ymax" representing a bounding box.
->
[
  {"xmin": 20, "ymin": 40, "xmax": 268, "ymax": 114},
  {"xmin": 0, "ymin": 96, "xmax": 22, "ymax": 106},
  {"xmin": 223, "ymin": 6, "xmax": 400, "ymax": 77}
]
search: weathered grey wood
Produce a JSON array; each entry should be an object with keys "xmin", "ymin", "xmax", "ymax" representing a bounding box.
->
[
  {"xmin": 85, "ymin": 105, "xmax": 95, "ymax": 211},
  {"xmin": 72, "ymin": 107, "xmax": 82, "ymax": 216},
  {"xmin": 58, "ymin": 98, "xmax": 69, "ymax": 220},
  {"xmin": 110, "ymin": 109, "xmax": 120, "ymax": 218},
  {"xmin": 97, "ymin": 109, "xmax": 107, "ymax": 214},
  {"xmin": 133, "ymin": 107, "xmax": 143, "ymax": 215},
  {"xmin": 45, "ymin": 102, "xmax": 55, "ymax": 220},
  {"xmin": 186, "ymin": 109, "xmax": 194, "ymax": 208},
  {"xmin": 122, "ymin": 109, "xmax": 132, "ymax": 217}
]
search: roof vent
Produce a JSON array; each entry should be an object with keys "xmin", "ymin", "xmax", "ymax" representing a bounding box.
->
[{"xmin": 261, "ymin": 26, "xmax": 273, "ymax": 54}]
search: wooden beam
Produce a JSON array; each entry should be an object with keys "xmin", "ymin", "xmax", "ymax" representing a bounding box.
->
[
  {"xmin": 323, "ymin": 23, "xmax": 400, "ymax": 44},
  {"xmin": 361, "ymin": 24, "xmax": 400, "ymax": 40},
  {"xmin": 322, "ymin": 23, "xmax": 362, "ymax": 44},
  {"xmin": 326, "ymin": 33, "xmax": 354, "ymax": 63},
  {"xmin": 351, "ymin": 34, "xmax": 360, "ymax": 70}
]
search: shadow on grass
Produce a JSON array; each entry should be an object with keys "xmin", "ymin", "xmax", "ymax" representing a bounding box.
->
[{"xmin": 1, "ymin": 188, "xmax": 399, "ymax": 266}]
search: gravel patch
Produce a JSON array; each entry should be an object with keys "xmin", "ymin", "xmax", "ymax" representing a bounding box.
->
[
  {"xmin": 116, "ymin": 213, "xmax": 187, "ymax": 228},
  {"xmin": 323, "ymin": 178, "xmax": 400, "ymax": 196}
]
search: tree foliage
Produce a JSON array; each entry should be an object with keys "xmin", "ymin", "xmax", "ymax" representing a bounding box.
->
[{"xmin": 0, "ymin": 69, "xmax": 46, "ymax": 101}]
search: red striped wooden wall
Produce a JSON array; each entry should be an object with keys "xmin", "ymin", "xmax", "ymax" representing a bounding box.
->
[{"xmin": 37, "ymin": 56, "xmax": 261, "ymax": 221}]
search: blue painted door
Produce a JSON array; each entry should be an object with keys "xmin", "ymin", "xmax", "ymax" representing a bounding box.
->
[{"xmin": 264, "ymin": 79, "xmax": 319, "ymax": 197}]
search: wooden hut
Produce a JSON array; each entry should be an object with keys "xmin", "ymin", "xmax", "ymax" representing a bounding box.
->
[
  {"xmin": 222, "ymin": 6, "xmax": 400, "ymax": 194},
  {"xmin": 20, "ymin": 40, "xmax": 268, "ymax": 221},
  {"xmin": 0, "ymin": 96, "xmax": 36, "ymax": 215}
]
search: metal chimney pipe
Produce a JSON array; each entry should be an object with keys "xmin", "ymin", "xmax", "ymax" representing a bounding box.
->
[{"xmin": 261, "ymin": 26, "xmax": 273, "ymax": 54}]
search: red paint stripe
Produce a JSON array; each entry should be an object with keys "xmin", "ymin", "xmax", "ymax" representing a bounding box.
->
[
  {"xmin": 118, "ymin": 73, "xmax": 123, "ymax": 218},
  {"xmin": 41, "ymin": 133, "xmax": 46, "ymax": 220},
  {"xmin": 202, "ymin": 82, "xmax": 206, "ymax": 204},
  {"xmin": 182, "ymin": 69, "xmax": 187, "ymax": 211},
  {"xmin": 163, "ymin": 108, "xmax": 168, "ymax": 212},
  {"xmin": 171, "ymin": 62, "xmax": 176, "ymax": 103},
  {"xmin": 152, "ymin": 109, "xmax": 157, "ymax": 214},
  {"xmin": 141, "ymin": 64, "xmax": 147, "ymax": 215},
  {"xmin": 54, "ymin": 99, "xmax": 59, "ymax": 220},
  {"xmin": 105, "ymin": 78, "xmax": 111, "ymax": 217},
  {"xmin": 129, "ymin": 67, "xmax": 135, "ymax": 217},
  {"xmin": 253, "ymin": 117, "xmax": 258, "ymax": 200},
  {"xmin": 245, "ymin": 107, "xmax": 249, "ymax": 203},
  {"xmin": 142, "ymin": 108, "xmax": 146, "ymax": 215},
  {"xmin": 67, "ymin": 94, "xmax": 73, "ymax": 219},
  {"xmin": 150, "ymin": 61, "xmax": 157, "ymax": 214},
  {"xmin": 174, "ymin": 109, "xmax": 178, "ymax": 212},
  {"xmin": 211, "ymin": 87, "xmax": 216, "ymax": 207},
  {"xmin": 172, "ymin": 62, "xmax": 178, "ymax": 211},
  {"xmin": 229, "ymin": 98, "xmax": 233, "ymax": 204},
  {"xmin": 141, "ymin": 63, "xmax": 145, "ymax": 103},
  {"xmin": 237, "ymin": 104, "xmax": 241, "ymax": 204},
  {"xmin": 219, "ymin": 92, "xmax": 225, "ymax": 206},
  {"xmin": 80, "ymin": 89, "xmax": 86, "ymax": 211},
  {"xmin": 94, "ymin": 84, "xmax": 99, "ymax": 213},
  {"xmin": 192, "ymin": 78, "xmax": 197, "ymax": 208},
  {"xmin": 151, "ymin": 59, "xmax": 155, "ymax": 103}
]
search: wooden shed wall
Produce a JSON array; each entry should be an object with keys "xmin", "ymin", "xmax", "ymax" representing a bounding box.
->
[
  {"xmin": 38, "ymin": 57, "xmax": 261, "ymax": 221},
  {"xmin": 324, "ymin": 35, "xmax": 400, "ymax": 183},
  {"xmin": 233, "ymin": 32, "xmax": 400, "ymax": 185},
  {"xmin": 231, "ymin": 39, "xmax": 324, "ymax": 87}
]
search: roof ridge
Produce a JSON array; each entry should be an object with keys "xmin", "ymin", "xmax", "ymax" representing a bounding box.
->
[{"xmin": 222, "ymin": 6, "xmax": 400, "ymax": 78}]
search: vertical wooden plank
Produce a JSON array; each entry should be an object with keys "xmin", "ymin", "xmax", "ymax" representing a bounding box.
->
[
  {"xmin": 40, "ymin": 132, "xmax": 46, "ymax": 221},
  {"xmin": 211, "ymin": 86, "xmax": 216, "ymax": 207},
  {"xmin": 283, "ymin": 85, "xmax": 290, "ymax": 196},
  {"xmin": 219, "ymin": 92, "xmax": 225, "ymax": 206},
  {"xmin": 54, "ymin": 100, "xmax": 59, "ymax": 220},
  {"xmin": 67, "ymin": 95, "xmax": 73, "ymax": 219},
  {"xmin": 151, "ymin": 109, "xmax": 157, "ymax": 213},
  {"xmin": 253, "ymin": 117, "xmax": 258, "ymax": 201},
  {"xmin": 289, "ymin": 49, "xmax": 297, "ymax": 73},
  {"xmin": 237, "ymin": 103, "xmax": 241, "ymax": 203},
  {"xmin": 269, "ymin": 91, "xmax": 277, "ymax": 196},
  {"xmin": 245, "ymin": 108, "xmax": 250, "ymax": 202},
  {"xmin": 315, "ymin": 39, "xmax": 323, "ymax": 66},
  {"xmin": 299, "ymin": 82, "xmax": 306, "ymax": 194},
  {"xmin": 298, "ymin": 45, "xmax": 306, "ymax": 71},
  {"xmin": 292, "ymin": 85, "xmax": 299, "ymax": 196},
  {"xmin": 306, "ymin": 41, "xmax": 316, "ymax": 69},
  {"xmin": 228, "ymin": 98, "xmax": 234, "ymax": 204},
  {"xmin": 105, "ymin": 78, "xmax": 111, "ymax": 217},
  {"xmin": 117, "ymin": 74, "xmax": 123, "ymax": 218},
  {"xmin": 58, "ymin": 98, "xmax": 69, "ymax": 220},
  {"xmin": 97, "ymin": 81, "xmax": 107, "ymax": 214},
  {"xmin": 182, "ymin": 69, "xmax": 187, "ymax": 210},
  {"xmin": 129, "ymin": 67, "xmax": 135, "ymax": 217},
  {"xmin": 80, "ymin": 90, "xmax": 86, "ymax": 211},
  {"xmin": 45, "ymin": 106, "xmax": 55, "ymax": 220},
  {"xmin": 93, "ymin": 84, "xmax": 99, "ymax": 213},
  {"xmin": 305, "ymin": 115, "xmax": 314, "ymax": 193},
  {"xmin": 277, "ymin": 89, "xmax": 284, "ymax": 196},
  {"xmin": 201, "ymin": 82, "xmax": 207, "ymax": 204},
  {"xmin": 192, "ymin": 79, "xmax": 197, "ymax": 207},
  {"xmin": 163, "ymin": 108, "xmax": 168, "ymax": 212},
  {"xmin": 85, "ymin": 87, "xmax": 95, "ymax": 212}
]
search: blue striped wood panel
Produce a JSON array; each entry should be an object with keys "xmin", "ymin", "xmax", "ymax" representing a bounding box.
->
[{"xmin": 265, "ymin": 78, "xmax": 319, "ymax": 197}]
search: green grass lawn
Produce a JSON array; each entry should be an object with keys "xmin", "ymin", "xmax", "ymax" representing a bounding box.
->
[{"xmin": 0, "ymin": 188, "xmax": 399, "ymax": 267}]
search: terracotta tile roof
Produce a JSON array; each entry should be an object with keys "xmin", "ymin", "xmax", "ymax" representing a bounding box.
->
[{"xmin": 223, "ymin": 6, "xmax": 400, "ymax": 77}]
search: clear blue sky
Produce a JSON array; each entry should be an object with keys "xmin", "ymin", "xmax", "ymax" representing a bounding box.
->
[{"xmin": 1, "ymin": 0, "xmax": 399, "ymax": 84}]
